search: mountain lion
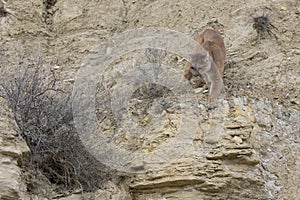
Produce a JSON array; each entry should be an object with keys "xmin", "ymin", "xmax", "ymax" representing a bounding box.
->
[{"xmin": 184, "ymin": 29, "xmax": 226, "ymax": 109}]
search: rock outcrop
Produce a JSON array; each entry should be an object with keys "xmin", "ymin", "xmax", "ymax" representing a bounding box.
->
[
  {"xmin": 0, "ymin": 0, "xmax": 299, "ymax": 199},
  {"xmin": 0, "ymin": 97, "xmax": 29, "ymax": 200}
]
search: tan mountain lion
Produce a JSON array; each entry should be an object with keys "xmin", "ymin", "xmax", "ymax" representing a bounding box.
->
[{"xmin": 183, "ymin": 29, "xmax": 226, "ymax": 109}]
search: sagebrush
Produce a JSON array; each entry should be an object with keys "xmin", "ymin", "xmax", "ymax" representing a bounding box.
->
[{"xmin": 0, "ymin": 53, "xmax": 112, "ymax": 196}]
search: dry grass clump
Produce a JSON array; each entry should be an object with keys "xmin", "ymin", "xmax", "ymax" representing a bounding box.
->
[{"xmin": 0, "ymin": 53, "xmax": 113, "ymax": 197}]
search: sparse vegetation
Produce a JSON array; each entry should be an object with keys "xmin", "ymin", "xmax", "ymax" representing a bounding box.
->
[
  {"xmin": 0, "ymin": 52, "xmax": 112, "ymax": 197},
  {"xmin": 252, "ymin": 13, "xmax": 276, "ymax": 41}
]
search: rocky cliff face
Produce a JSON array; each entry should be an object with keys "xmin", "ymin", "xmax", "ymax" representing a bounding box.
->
[
  {"xmin": 0, "ymin": 97, "xmax": 29, "ymax": 200},
  {"xmin": 0, "ymin": 0, "xmax": 299, "ymax": 199}
]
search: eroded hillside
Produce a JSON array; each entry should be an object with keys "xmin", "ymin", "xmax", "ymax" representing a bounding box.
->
[{"xmin": 0, "ymin": 0, "xmax": 299, "ymax": 199}]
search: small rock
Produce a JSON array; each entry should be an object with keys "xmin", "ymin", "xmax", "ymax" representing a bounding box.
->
[
  {"xmin": 53, "ymin": 65, "xmax": 60, "ymax": 70},
  {"xmin": 232, "ymin": 136, "xmax": 243, "ymax": 144},
  {"xmin": 290, "ymin": 99, "xmax": 299, "ymax": 105},
  {"xmin": 197, "ymin": 104, "xmax": 206, "ymax": 110},
  {"xmin": 194, "ymin": 88, "xmax": 204, "ymax": 94},
  {"xmin": 202, "ymin": 89, "xmax": 209, "ymax": 94},
  {"xmin": 205, "ymin": 133, "xmax": 220, "ymax": 144},
  {"xmin": 280, "ymin": 6, "xmax": 287, "ymax": 11},
  {"xmin": 63, "ymin": 78, "xmax": 75, "ymax": 83},
  {"xmin": 194, "ymin": 133, "xmax": 204, "ymax": 141},
  {"xmin": 179, "ymin": 103, "xmax": 187, "ymax": 108}
]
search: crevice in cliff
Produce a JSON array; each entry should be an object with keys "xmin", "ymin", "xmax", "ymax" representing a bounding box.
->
[
  {"xmin": 120, "ymin": 0, "xmax": 129, "ymax": 31},
  {"xmin": 42, "ymin": 0, "xmax": 57, "ymax": 30}
]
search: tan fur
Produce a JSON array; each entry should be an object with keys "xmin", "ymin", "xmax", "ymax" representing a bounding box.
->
[
  {"xmin": 190, "ymin": 48, "xmax": 223, "ymax": 109},
  {"xmin": 183, "ymin": 28, "xmax": 226, "ymax": 80},
  {"xmin": 185, "ymin": 29, "xmax": 226, "ymax": 109}
]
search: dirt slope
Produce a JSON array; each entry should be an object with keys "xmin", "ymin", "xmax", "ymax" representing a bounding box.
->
[{"xmin": 0, "ymin": 0, "xmax": 299, "ymax": 199}]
